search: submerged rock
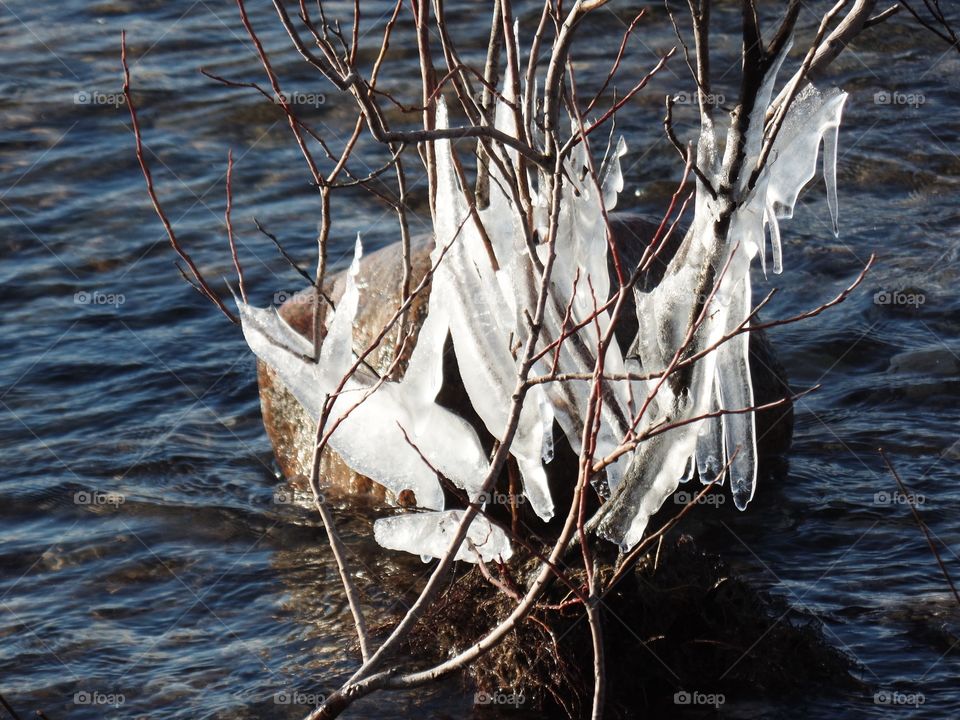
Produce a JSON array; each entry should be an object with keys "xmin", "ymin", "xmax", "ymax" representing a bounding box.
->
[{"xmin": 404, "ymin": 536, "xmax": 857, "ymax": 719}]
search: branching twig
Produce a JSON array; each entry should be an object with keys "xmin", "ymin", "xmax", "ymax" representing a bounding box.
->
[{"xmin": 122, "ymin": 32, "xmax": 238, "ymax": 324}]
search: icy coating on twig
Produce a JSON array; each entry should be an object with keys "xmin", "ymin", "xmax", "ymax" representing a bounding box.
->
[{"xmin": 238, "ymin": 50, "xmax": 846, "ymax": 559}]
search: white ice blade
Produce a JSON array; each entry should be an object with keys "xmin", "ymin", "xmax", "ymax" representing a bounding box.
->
[
  {"xmin": 374, "ymin": 510, "xmax": 513, "ymax": 564},
  {"xmin": 320, "ymin": 234, "xmax": 363, "ymax": 376}
]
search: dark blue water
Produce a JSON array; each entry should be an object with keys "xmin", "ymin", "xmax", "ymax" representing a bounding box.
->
[{"xmin": 1, "ymin": 2, "xmax": 958, "ymax": 718}]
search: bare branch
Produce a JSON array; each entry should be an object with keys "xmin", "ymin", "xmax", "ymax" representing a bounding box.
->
[
  {"xmin": 225, "ymin": 149, "xmax": 246, "ymax": 304},
  {"xmin": 880, "ymin": 449, "xmax": 960, "ymax": 607},
  {"xmin": 897, "ymin": 0, "xmax": 957, "ymax": 48},
  {"xmin": 121, "ymin": 31, "xmax": 238, "ymax": 324}
]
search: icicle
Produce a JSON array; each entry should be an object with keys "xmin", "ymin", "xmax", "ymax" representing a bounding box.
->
[
  {"xmin": 738, "ymin": 39, "xmax": 793, "ymax": 193},
  {"xmin": 239, "ymin": 34, "xmax": 851, "ymax": 557},
  {"xmin": 403, "ymin": 302, "xmax": 449, "ymax": 436},
  {"xmin": 696, "ymin": 408, "xmax": 724, "ymax": 484},
  {"xmin": 765, "ymin": 200, "xmax": 783, "ymax": 275},
  {"xmin": 823, "ymin": 120, "xmax": 842, "ymax": 236},
  {"xmin": 237, "ymin": 230, "xmax": 500, "ymax": 514},
  {"xmin": 715, "ymin": 273, "xmax": 758, "ymax": 509}
]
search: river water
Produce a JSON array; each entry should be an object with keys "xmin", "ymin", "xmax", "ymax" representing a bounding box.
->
[{"xmin": 1, "ymin": 2, "xmax": 958, "ymax": 718}]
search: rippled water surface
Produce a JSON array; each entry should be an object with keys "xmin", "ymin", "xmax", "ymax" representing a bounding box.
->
[{"xmin": 1, "ymin": 2, "xmax": 959, "ymax": 718}]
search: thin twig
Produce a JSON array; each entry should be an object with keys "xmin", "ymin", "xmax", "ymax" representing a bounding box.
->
[
  {"xmin": 880, "ymin": 449, "xmax": 960, "ymax": 608},
  {"xmin": 122, "ymin": 32, "xmax": 237, "ymax": 324},
  {"xmin": 0, "ymin": 694, "xmax": 23, "ymax": 720},
  {"xmin": 225, "ymin": 149, "xmax": 246, "ymax": 303}
]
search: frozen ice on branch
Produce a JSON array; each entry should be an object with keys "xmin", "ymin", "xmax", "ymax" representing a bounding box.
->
[{"xmin": 239, "ymin": 28, "xmax": 848, "ymax": 559}]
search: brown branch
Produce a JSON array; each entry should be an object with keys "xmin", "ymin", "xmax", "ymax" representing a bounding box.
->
[
  {"xmin": 0, "ymin": 693, "xmax": 24, "ymax": 720},
  {"xmin": 225, "ymin": 149, "xmax": 246, "ymax": 304},
  {"xmin": 793, "ymin": 0, "xmax": 880, "ymax": 87},
  {"xmin": 308, "ymin": 137, "xmax": 572, "ymax": 720},
  {"xmin": 664, "ymin": 97, "xmax": 718, "ymax": 199},
  {"xmin": 880, "ymin": 449, "xmax": 960, "ymax": 608},
  {"xmin": 687, "ymin": 0, "xmax": 713, "ymax": 123},
  {"xmin": 899, "ymin": 0, "xmax": 958, "ymax": 47},
  {"xmin": 564, "ymin": 47, "xmax": 676, "ymax": 155},
  {"xmin": 475, "ymin": 0, "xmax": 503, "ymax": 207},
  {"xmin": 252, "ymin": 218, "xmax": 335, "ymax": 309},
  {"xmin": 121, "ymin": 31, "xmax": 238, "ymax": 324},
  {"xmin": 583, "ymin": 10, "xmax": 646, "ymax": 116}
]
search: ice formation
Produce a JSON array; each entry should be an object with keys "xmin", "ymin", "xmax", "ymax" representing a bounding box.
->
[
  {"xmin": 238, "ymin": 237, "xmax": 491, "ymax": 514},
  {"xmin": 239, "ymin": 43, "xmax": 847, "ymax": 559},
  {"xmin": 374, "ymin": 510, "xmax": 514, "ymax": 564},
  {"xmin": 597, "ymin": 49, "xmax": 848, "ymax": 550}
]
